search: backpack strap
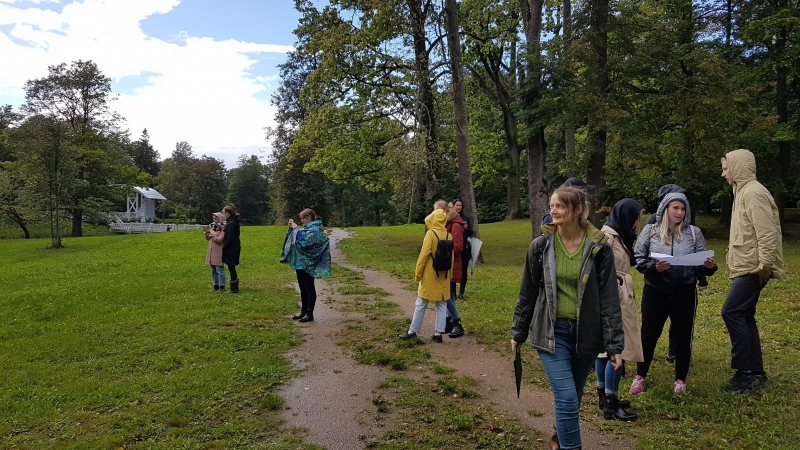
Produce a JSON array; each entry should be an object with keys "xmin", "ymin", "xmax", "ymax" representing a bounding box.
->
[{"xmin": 690, "ymin": 225, "xmax": 697, "ymax": 251}]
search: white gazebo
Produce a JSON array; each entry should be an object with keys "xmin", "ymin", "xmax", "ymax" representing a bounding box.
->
[{"xmin": 126, "ymin": 187, "xmax": 166, "ymax": 222}]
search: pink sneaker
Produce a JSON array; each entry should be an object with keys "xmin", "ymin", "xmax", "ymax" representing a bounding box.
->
[
  {"xmin": 673, "ymin": 379, "xmax": 686, "ymax": 394},
  {"xmin": 629, "ymin": 375, "xmax": 646, "ymax": 394}
]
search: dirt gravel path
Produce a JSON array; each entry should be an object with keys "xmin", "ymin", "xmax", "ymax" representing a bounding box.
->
[{"xmin": 280, "ymin": 228, "xmax": 636, "ymax": 449}]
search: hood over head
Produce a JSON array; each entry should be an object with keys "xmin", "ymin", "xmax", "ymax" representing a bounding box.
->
[
  {"xmin": 655, "ymin": 192, "xmax": 691, "ymax": 231},
  {"xmin": 606, "ymin": 198, "xmax": 642, "ymax": 265},
  {"xmin": 425, "ymin": 209, "xmax": 447, "ymax": 231},
  {"xmin": 213, "ymin": 212, "xmax": 225, "ymax": 222},
  {"xmin": 725, "ymin": 149, "xmax": 757, "ymax": 187},
  {"xmin": 657, "ymin": 184, "xmax": 686, "ymax": 201}
]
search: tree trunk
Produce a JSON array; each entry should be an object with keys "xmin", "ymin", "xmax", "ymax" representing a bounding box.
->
[
  {"xmin": 563, "ymin": 0, "xmax": 576, "ymax": 160},
  {"xmin": 445, "ymin": 0, "xmax": 480, "ymax": 240},
  {"xmin": 774, "ymin": 31, "xmax": 789, "ymax": 224},
  {"xmin": 408, "ymin": 0, "xmax": 440, "ymax": 203},
  {"xmin": 71, "ymin": 207, "xmax": 83, "ymax": 237},
  {"xmin": 519, "ymin": 0, "xmax": 547, "ymax": 237},
  {"xmin": 6, "ymin": 210, "xmax": 31, "ymax": 239},
  {"xmin": 586, "ymin": 0, "xmax": 609, "ymax": 225},
  {"xmin": 527, "ymin": 129, "xmax": 548, "ymax": 237}
]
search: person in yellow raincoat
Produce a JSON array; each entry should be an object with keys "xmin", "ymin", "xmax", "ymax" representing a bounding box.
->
[{"xmin": 398, "ymin": 200, "xmax": 452, "ymax": 343}]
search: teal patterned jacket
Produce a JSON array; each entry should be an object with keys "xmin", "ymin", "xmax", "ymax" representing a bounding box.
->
[{"xmin": 280, "ymin": 220, "xmax": 331, "ymax": 279}]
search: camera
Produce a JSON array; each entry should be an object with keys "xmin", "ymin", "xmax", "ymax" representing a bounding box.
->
[{"xmin": 208, "ymin": 222, "xmax": 221, "ymax": 231}]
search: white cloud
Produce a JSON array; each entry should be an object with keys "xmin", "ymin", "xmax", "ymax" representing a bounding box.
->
[{"xmin": 0, "ymin": 0, "xmax": 293, "ymax": 167}]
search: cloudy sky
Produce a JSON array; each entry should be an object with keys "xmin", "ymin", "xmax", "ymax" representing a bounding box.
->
[{"xmin": 0, "ymin": 0, "xmax": 303, "ymax": 169}]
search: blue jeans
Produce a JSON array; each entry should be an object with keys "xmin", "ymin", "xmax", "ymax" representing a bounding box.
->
[
  {"xmin": 210, "ymin": 265, "xmax": 225, "ymax": 286},
  {"xmin": 538, "ymin": 319, "xmax": 595, "ymax": 450},
  {"xmin": 446, "ymin": 297, "xmax": 460, "ymax": 321},
  {"xmin": 595, "ymin": 357, "xmax": 623, "ymax": 395}
]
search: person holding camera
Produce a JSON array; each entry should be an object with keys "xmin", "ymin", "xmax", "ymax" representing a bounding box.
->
[
  {"xmin": 221, "ymin": 204, "xmax": 241, "ymax": 293},
  {"xmin": 204, "ymin": 212, "xmax": 226, "ymax": 291},
  {"xmin": 280, "ymin": 209, "xmax": 331, "ymax": 322}
]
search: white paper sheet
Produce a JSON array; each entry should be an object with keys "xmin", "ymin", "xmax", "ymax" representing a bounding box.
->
[{"xmin": 650, "ymin": 250, "xmax": 714, "ymax": 266}]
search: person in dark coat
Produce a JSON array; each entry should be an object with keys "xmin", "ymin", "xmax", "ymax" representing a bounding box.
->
[
  {"xmin": 221, "ymin": 203, "xmax": 241, "ymax": 293},
  {"xmin": 452, "ymin": 199, "xmax": 472, "ymax": 299}
]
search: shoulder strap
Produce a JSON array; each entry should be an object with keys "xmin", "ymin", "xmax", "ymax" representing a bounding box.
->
[{"xmin": 690, "ymin": 225, "xmax": 697, "ymax": 251}]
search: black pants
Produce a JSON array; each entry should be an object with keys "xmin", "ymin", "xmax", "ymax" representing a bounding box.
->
[
  {"xmin": 458, "ymin": 251, "xmax": 469, "ymax": 295},
  {"xmin": 228, "ymin": 264, "xmax": 238, "ymax": 281},
  {"xmin": 721, "ymin": 274, "xmax": 766, "ymax": 373},
  {"xmin": 296, "ymin": 269, "xmax": 317, "ymax": 314},
  {"xmin": 637, "ymin": 284, "xmax": 697, "ymax": 381}
]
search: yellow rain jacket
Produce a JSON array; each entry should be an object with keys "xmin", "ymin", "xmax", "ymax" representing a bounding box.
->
[
  {"xmin": 725, "ymin": 149, "xmax": 784, "ymax": 279},
  {"xmin": 415, "ymin": 209, "xmax": 452, "ymax": 301}
]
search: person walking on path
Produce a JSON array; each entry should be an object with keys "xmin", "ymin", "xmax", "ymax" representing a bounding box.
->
[
  {"xmin": 452, "ymin": 199, "xmax": 472, "ymax": 299},
  {"xmin": 398, "ymin": 201, "xmax": 452, "ymax": 343},
  {"xmin": 221, "ymin": 204, "xmax": 241, "ymax": 294},
  {"xmin": 281, "ymin": 208, "xmax": 332, "ymax": 323},
  {"xmin": 445, "ymin": 207, "xmax": 466, "ymax": 337},
  {"xmin": 596, "ymin": 199, "xmax": 642, "ymax": 421},
  {"xmin": 720, "ymin": 149, "xmax": 784, "ymax": 393},
  {"xmin": 204, "ymin": 212, "xmax": 226, "ymax": 291},
  {"xmin": 631, "ymin": 192, "xmax": 717, "ymax": 396},
  {"xmin": 511, "ymin": 186, "xmax": 624, "ymax": 450}
]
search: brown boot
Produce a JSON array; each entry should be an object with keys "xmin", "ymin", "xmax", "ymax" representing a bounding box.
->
[{"xmin": 548, "ymin": 424, "xmax": 559, "ymax": 449}]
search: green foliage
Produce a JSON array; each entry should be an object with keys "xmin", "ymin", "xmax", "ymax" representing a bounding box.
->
[{"xmin": 228, "ymin": 155, "xmax": 269, "ymax": 225}]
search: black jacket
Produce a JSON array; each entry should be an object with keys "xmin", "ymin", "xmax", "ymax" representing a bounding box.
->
[
  {"xmin": 511, "ymin": 224, "xmax": 624, "ymax": 356},
  {"xmin": 222, "ymin": 216, "xmax": 241, "ymax": 266}
]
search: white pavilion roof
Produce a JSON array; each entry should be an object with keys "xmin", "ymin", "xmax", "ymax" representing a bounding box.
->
[{"xmin": 133, "ymin": 187, "xmax": 166, "ymax": 200}]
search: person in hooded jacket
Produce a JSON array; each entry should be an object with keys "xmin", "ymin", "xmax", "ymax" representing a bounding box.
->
[
  {"xmin": 595, "ymin": 199, "xmax": 643, "ymax": 421},
  {"xmin": 204, "ymin": 212, "xmax": 226, "ymax": 291},
  {"xmin": 720, "ymin": 149, "xmax": 783, "ymax": 393},
  {"xmin": 281, "ymin": 208, "xmax": 332, "ymax": 323},
  {"xmin": 221, "ymin": 204, "xmax": 241, "ymax": 293},
  {"xmin": 631, "ymin": 193, "xmax": 717, "ymax": 395},
  {"xmin": 512, "ymin": 186, "xmax": 624, "ymax": 450},
  {"xmin": 398, "ymin": 200, "xmax": 451, "ymax": 343},
  {"xmin": 646, "ymin": 184, "xmax": 708, "ymax": 365},
  {"xmin": 445, "ymin": 207, "xmax": 466, "ymax": 338}
]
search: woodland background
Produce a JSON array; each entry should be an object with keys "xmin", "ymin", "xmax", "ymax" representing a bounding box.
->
[{"xmin": 1, "ymin": 0, "xmax": 798, "ymax": 245}]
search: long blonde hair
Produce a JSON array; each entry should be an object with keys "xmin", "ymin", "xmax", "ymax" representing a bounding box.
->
[{"xmin": 658, "ymin": 200, "xmax": 684, "ymax": 245}]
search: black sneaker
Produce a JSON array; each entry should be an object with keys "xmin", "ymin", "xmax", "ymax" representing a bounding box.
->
[
  {"xmin": 398, "ymin": 331, "xmax": 417, "ymax": 340},
  {"xmin": 753, "ymin": 371, "xmax": 768, "ymax": 388},
  {"xmin": 724, "ymin": 371, "xmax": 758, "ymax": 393},
  {"xmin": 431, "ymin": 334, "xmax": 443, "ymax": 343},
  {"xmin": 665, "ymin": 351, "xmax": 676, "ymax": 364}
]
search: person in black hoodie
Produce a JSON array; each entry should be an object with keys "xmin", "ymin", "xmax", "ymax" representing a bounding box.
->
[{"xmin": 221, "ymin": 203, "xmax": 241, "ymax": 293}]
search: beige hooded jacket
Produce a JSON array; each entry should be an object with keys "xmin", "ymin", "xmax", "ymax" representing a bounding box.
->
[{"xmin": 725, "ymin": 149, "xmax": 784, "ymax": 279}]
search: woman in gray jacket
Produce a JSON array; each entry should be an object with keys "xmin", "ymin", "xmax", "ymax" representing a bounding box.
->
[
  {"xmin": 630, "ymin": 192, "xmax": 717, "ymax": 395},
  {"xmin": 511, "ymin": 186, "xmax": 623, "ymax": 450}
]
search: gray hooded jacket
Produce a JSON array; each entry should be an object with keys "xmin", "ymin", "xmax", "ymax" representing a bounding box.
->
[{"xmin": 634, "ymin": 192, "xmax": 717, "ymax": 291}]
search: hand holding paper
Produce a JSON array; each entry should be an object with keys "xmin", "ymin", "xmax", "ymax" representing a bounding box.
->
[{"xmin": 650, "ymin": 250, "xmax": 715, "ymax": 266}]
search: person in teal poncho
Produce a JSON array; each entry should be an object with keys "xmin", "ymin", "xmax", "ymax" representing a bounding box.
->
[{"xmin": 280, "ymin": 208, "xmax": 331, "ymax": 322}]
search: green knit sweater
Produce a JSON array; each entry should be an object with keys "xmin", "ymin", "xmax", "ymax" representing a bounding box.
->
[{"xmin": 555, "ymin": 232, "xmax": 585, "ymax": 320}]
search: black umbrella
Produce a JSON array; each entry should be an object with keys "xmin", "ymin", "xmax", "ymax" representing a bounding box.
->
[{"xmin": 514, "ymin": 350, "xmax": 522, "ymax": 398}]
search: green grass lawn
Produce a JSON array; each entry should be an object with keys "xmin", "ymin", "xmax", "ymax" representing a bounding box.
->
[
  {"xmin": 3, "ymin": 218, "xmax": 799, "ymax": 449},
  {"xmin": 0, "ymin": 228, "xmax": 314, "ymax": 450},
  {"xmin": 340, "ymin": 219, "xmax": 800, "ymax": 449}
]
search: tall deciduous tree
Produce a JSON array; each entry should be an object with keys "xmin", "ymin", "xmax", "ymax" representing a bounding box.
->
[
  {"xmin": 444, "ymin": 0, "xmax": 480, "ymax": 238},
  {"xmin": 22, "ymin": 60, "xmax": 121, "ymax": 237},
  {"xmin": 228, "ymin": 155, "xmax": 269, "ymax": 224}
]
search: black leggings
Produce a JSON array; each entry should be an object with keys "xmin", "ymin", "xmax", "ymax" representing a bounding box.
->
[
  {"xmin": 637, "ymin": 284, "xmax": 697, "ymax": 381},
  {"xmin": 296, "ymin": 269, "xmax": 317, "ymax": 313},
  {"xmin": 459, "ymin": 252, "xmax": 469, "ymax": 295},
  {"xmin": 227, "ymin": 264, "xmax": 238, "ymax": 281}
]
